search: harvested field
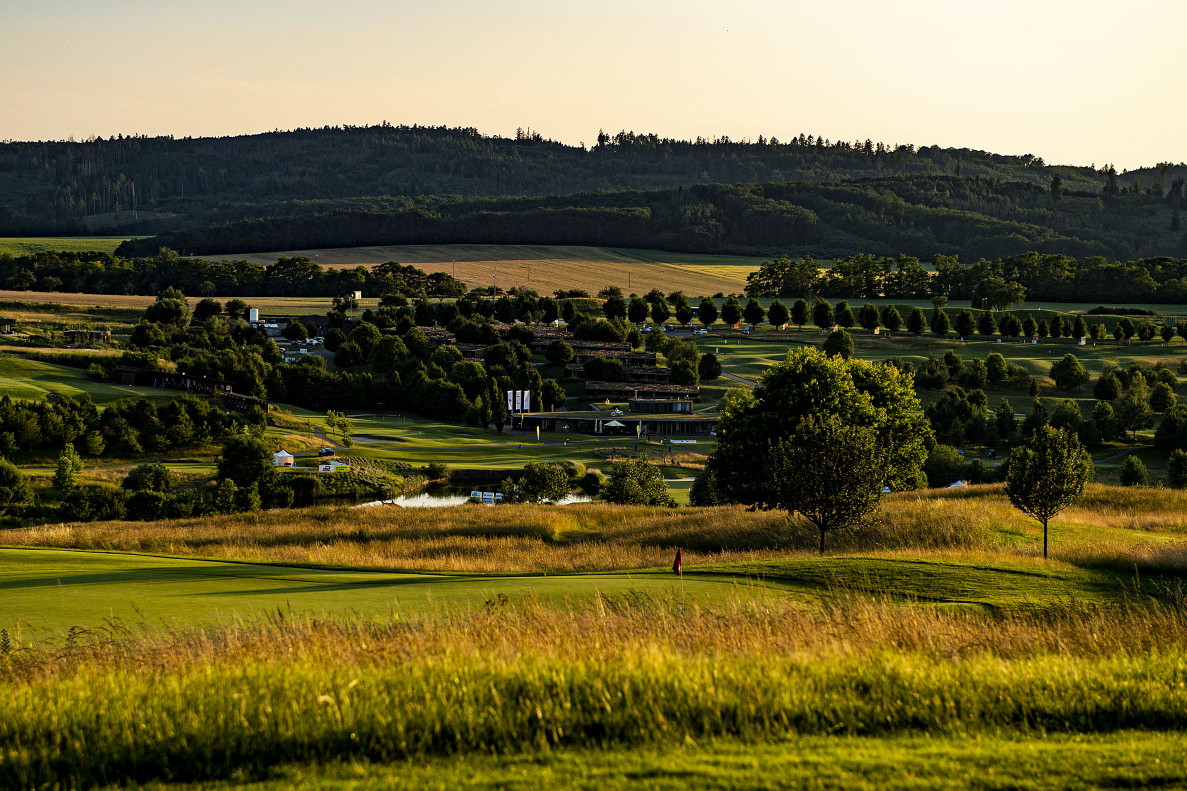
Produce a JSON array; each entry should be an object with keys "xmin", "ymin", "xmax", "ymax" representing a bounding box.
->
[{"xmin": 203, "ymin": 244, "xmax": 762, "ymax": 296}]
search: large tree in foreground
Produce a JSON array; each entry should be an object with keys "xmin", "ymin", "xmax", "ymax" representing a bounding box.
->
[
  {"xmin": 1005, "ymin": 425, "xmax": 1093, "ymax": 558},
  {"xmin": 708, "ymin": 347, "xmax": 931, "ymax": 510},
  {"xmin": 767, "ymin": 415, "xmax": 890, "ymax": 553}
]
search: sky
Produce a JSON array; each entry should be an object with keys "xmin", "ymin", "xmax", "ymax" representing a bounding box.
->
[{"xmin": 3, "ymin": 0, "xmax": 1184, "ymax": 170}]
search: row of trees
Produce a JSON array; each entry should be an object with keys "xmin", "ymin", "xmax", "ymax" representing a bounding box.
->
[
  {"xmin": 746, "ymin": 249, "xmax": 1187, "ymax": 304},
  {"xmin": 0, "ymin": 249, "xmax": 464, "ymax": 300}
]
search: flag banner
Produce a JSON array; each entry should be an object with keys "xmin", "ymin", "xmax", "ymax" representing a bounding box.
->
[
  {"xmin": 522, "ymin": 391, "xmax": 531, "ymax": 412},
  {"xmin": 515, "ymin": 391, "xmax": 522, "ymax": 412},
  {"xmin": 506, "ymin": 391, "xmax": 514, "ymax": 411},
  {"xmin": 672, "ymin": 548, "xmax": 682, "ymax": 575}
]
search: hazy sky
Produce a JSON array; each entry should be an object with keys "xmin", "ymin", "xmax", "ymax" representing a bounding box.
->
[{"xmin": 3, "ymin": 0, "xmax": 1184, "ymax": 169}]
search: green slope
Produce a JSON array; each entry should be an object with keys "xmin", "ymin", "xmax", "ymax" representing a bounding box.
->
[
  {"xmin": 0, "ymin": 356, "xmax": 174, "ymax": 406},
  {"xmin": 0, "ymin": 548, "xmax": 777, "ymax": 632},
  {"xmin": 3, "ymin": 547, "xmax": 1157, "ymax": 633}
]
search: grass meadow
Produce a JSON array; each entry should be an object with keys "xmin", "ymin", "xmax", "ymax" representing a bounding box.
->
[
  {"xmin": 2, "ymin": 586, "xmax": 1187, "ymax": 789},
  {"xmin": 0, "ymin": 237, "xmax": 141, "ymax": 257},
  {"xmin": 5, "ymin": 250, "xmax": 1187, "ymax": 788},
  {"xmin": 2, "ymin": 486, "xmax": 1187, "ymax": 788}
]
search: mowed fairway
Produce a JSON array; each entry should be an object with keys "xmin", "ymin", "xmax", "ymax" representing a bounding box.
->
[
  {"xmin": 1, "ymin": 543, "xmax": 1154, "ymax": 633},
  {"xmin": 0, "ymin": 356, "xmax": 175, "ymax": 405},
  {"xmin": 0, "ymin": 548, "xmax": 781, "ymax": 632},
  {"xmin": 204, "ymin": 244, "xmax": 762, "ymax": 296}
]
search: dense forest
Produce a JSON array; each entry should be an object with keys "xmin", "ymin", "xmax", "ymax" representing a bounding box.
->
[
  {"xmin": 115, "ymin": 176, "xmax": 1187, "ymax": 262},
  {"xmin": 2, "ymin": 122, "xmax": 1183, "ymax": 238}
]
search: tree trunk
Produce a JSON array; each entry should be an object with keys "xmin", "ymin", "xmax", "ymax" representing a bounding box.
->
[
  {"xmin": 1043, "ymin": 517, "xmax": 1048, "ymax": 559},
  {"xmin": 819, "ymin": 528, "xmax": 825, "ymax": 555}
]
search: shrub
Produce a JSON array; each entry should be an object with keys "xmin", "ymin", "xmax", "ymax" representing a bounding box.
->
[
  {"xmin": 1150, "ymin": 382, "xmax": 1177, "ymax": 413},
  {"xmin": 218, "ymin": 434, "xmax": 276, "ymax": 489},
  {"xmin": 1049, "ymin": 354, "xmax": 1089, "ymax": 390},
  {"xmin": 0, "ymin": 459, "xmax": 33, "ymax": 515},
  {"xmin": 822, "ymin": 329, "xmax": 854, "ymax": 360},
  {"xmin": 958, "ymin": 359, "xmax": 988, "ymax": 390},
  {"xmin": 584, "ymin": 357, "xmax": 629, "ymax": 382},
  {"xmin": 924, "ymin": 444, "xmax": 965, "ymax": 487},
  {"xmin": 122, "ymin": 463, "xmax": 175, "ymax": 492},
  {"xmin": 545, "ymin": 340, "xmax": 574, "ymax": 365},
  {"xmin": 1119, "ymin": 455, "xmax": 1148, "ymax": 487},
  {"xmin": 126, "ymin": 490, "xmax": 171, "ymax": 521},
  {"xmin": 1169, "ymin": 450, "xmax": 1187, "ymax": 489},
  {"xmin": 698, "ymin": 353, "xmax": 722, "ymax": 381},
  {"xmin": 59, "ymin": 485, "xmax": 126, "ymax": 522},
  {"xmin": 602, "ymin": 458, "xmax": 675, "ymax": 506}
]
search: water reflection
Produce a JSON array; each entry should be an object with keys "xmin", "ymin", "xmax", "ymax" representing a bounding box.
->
[{"xmin": 357, "ymin": 486, "xmax": 596, "ymax": 509}]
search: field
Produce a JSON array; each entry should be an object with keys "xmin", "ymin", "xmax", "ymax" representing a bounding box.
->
[
  {"xmin": 201, "ymin": 243, "xmax": 763, "ymax": 296},
  {"xmin": 5, "ymin": 275, "xmax": 1187, "ymax": 788},
  {"xmin": 0, "ymin": 355, "xmax": 171, "ymax": 405},
  {"xmin": 3, "ymin": 483, "xmax": 1187, "ymax": 790},
  {"xmin": 0, "ymin": 236, "xmax": 142, "ymax": 257}
]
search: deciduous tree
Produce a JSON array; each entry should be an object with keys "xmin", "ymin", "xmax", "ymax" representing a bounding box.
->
[{"xmin": 1005, "ymin": 426, "xmax": 1093, "ymax": 557}]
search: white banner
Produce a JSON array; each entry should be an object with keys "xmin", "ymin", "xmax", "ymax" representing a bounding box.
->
[
  {"xmin": 522, "ymin": 390, "xmax": 531, "ymax": 412},
  {"xmin": 515, "ymin": 390, "xmax": 522, "ymax": 412},
  {"xmin": 506, "ymin": 390, "xmax": 514, "ymax": 411}
]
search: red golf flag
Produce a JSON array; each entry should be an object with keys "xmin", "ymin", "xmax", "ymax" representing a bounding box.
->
[{"xmin": 672, "ymin": 548, "xmax": 682, "ymax": 575}]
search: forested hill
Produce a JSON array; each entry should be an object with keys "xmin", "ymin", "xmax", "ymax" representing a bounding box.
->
[
  {"xmin": 3, "ymin": 122, "xmax": 1183, "ymax": 236},
  {"xmin": 117, "ymin": 176, "xmax": 1187, "ymax": 262}
]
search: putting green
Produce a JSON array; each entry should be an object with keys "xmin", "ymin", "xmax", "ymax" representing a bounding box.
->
[{"xmin": 0, "ymin": 548, "xmax": 784, "ymax": 633}]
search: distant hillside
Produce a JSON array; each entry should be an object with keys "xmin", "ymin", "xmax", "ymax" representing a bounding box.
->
[
  {"xmin": 117, "ymin": 176, "xmax": 1187, "ymax": 262},
  {"xmin": 4, "ymin": 122, "xmax": 1182, "ymax": 237}
]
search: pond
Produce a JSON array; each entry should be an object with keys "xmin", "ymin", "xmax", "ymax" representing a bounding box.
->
[{"xmin": 356, "ymin": 486, "xmax": 596, "ymax": 508}]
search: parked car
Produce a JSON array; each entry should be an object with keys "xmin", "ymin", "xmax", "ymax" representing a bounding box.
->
[
  {"xmin": 318, "ymin": 448, "xmax": 336, "ymax": 457},
  {"xmin": 693, "ymin": 328, "xmax": 708, "ymax": 335},
  {"xmin": 665, "ymin": 324, "xmax": 674, "ymax": 331},
  {"xmin": 642, "ymin": 326, "xmax": 652, "ymax": 333}
]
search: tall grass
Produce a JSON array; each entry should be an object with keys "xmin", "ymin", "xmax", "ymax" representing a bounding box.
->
[
  {"xmin": 4, "ymin": 485, "xmax": 1184, "ymax": 574},
  {"xmin": 1, "ymin": 594, "xmax": 1186, "ymax": 788}
]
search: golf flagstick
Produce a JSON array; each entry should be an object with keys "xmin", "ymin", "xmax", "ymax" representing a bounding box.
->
[{"xmin": 672, "ymin": 548, "xmax": 683, "ymax": 611}]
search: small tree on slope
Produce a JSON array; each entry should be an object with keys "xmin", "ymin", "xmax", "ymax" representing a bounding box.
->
[{"xmin": 1005, "ymin": 425, "xmax": 1093, "ymax": 558}]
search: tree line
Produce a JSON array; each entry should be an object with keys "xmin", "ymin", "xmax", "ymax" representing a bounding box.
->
[
  {"xmin": 4, "ymin": 121, "xmax": 1153, "ymax": 235},
  {"xmin": 745, "ymin": 250, "xmax": 1187, "ymax": 304},
  {"xmin": 111, "ymin": 174, "xmax": 1187, "ymax": 263},
  {"xmin": 0, "ymin": 249, "xmax": 464, "ymax": 299}
]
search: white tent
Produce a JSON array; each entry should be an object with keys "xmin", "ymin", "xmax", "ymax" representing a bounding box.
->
[
  {"xmin": 273, "ymin": 449, "xmax": 295, "ymax": 467},
  {"xmin": 604, "ymin": 420, "xmax": 625, "ymax": 427}
]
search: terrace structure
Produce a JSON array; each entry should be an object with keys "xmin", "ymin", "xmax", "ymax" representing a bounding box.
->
[
  {"xmin": 567, "ymin": 364, "xmax": 671, "ymax": 383},
  {"xmin": 583, "ymin": 380, "xmax": 699, "ymax": 400},
  {"xmin": 569, "ymin": 349, "xmax": 655, "ymax": 365},
  {"xmin": 629, "ymin": 397, "xmax": 693, "ymax": 413},
  {"xmin": 115, "ymin": 366, "xmax": 270, "ymax": 413},
  {"xmin": 64, "ymin": 328, "xmax": 112, "ymax": 343},
  {"xmin": 518, "ymin": 409, "xmax": 716, "ymax": 437}
]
